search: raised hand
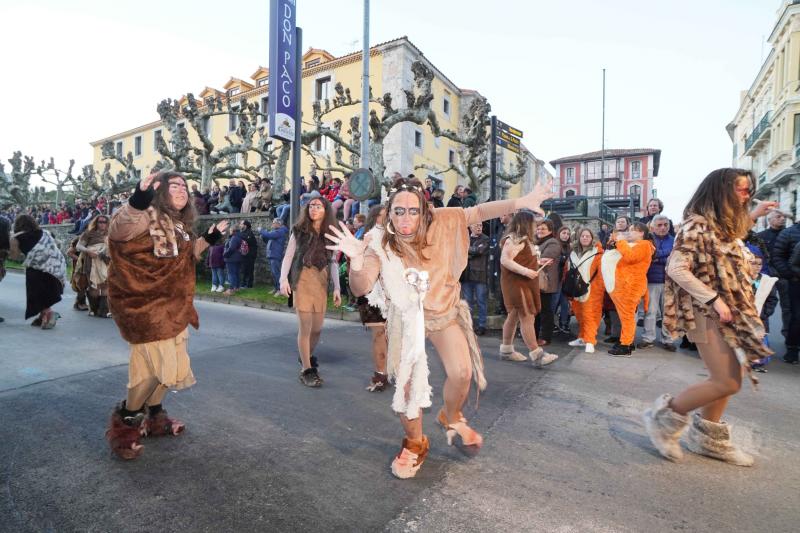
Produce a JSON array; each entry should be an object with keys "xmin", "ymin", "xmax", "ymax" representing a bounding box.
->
[
  {"xmin": 212, "ymin": 220, "xmax": 230, "ymax": 234},
  {"xmin": 325, "ymin": 221, "xmax": 367, "ymax": 259},
  {"xmin": 515, "ymin": 176, "xmax": 554, "ymax": 215},
  {"xmin": 139, "ymin": 172, "xmax": 161, "ymax": 192}
]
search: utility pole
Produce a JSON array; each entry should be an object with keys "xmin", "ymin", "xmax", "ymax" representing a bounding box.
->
[
  {"xmin": 360, "ymin": 0, "xmax": 370, "ymax": 213},
  {"xmin": 290, "ymin": 27, "xmax": 303, "ymax": 226},
  {"xmin": 599, "ymin": 68, "xmax": 606, "ymax": 215}
]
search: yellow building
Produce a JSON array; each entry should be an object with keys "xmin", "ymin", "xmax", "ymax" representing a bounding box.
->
[
  {"xmin": 727, "ymin": 1, "xmax": 800, "ymax": 220},
  {"xmin": 90, "ymin": 37, "xmax": 549, "ymax": 200}
]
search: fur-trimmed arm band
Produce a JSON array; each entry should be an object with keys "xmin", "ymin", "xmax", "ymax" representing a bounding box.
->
[{"xmin": 129, "ymin": 185, "xmax": 154, "ymax": 211}]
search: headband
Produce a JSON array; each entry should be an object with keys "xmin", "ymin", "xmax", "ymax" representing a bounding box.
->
[{"xmin": 389, "ymin": 182, "xmax": 423, "ymax": 194}]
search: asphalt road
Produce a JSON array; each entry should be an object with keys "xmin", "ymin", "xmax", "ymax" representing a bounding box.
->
[{"xmin": 1, "ymin": 271, "xmax": 798, "ymax": 532}]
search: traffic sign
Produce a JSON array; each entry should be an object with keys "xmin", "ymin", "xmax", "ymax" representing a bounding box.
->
[
  {"xmin": 497, "ymin": 130, "xmax": 521, "ymax": 146},
  {"xmin": 496, "ymin": 120, "xmax": 523, "ymax": 139},
  {"xmin": 348, "ymin": 168, "xmax": 377, "ymax": 201},
  {"xmin": 496, "ymin": 137, "xmax": 521, "ymax": 154}
]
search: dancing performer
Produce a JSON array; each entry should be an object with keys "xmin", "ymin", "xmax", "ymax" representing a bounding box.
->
[
  {"xmin": 76, "ymin": 215, "xmax": 112, "ymax": 318},
  {"xmin": 66, "ymin": 237, "xmax": 89, "ymax": 311},
  {"xmin": 601, "ymin": 221, "xmax": 654, "ymax": 356},
  {"xmin": 279, "ymin": 194, "xmax": 341, "ymax": 388},
  {"xmin": 498, "ymin": 210, "xmax": 558, "ymax": 365},
  {"xmin": 643, "ymin": 168, "xmax": 776, "ymax": 466},
  {"xmin": 11, "ymin": 214, "xmax": 66, "ymax": 329},
  {"xmin": 567, "ymin": 227, "xmax": 604, "ymax": 353},
  {"xmin": 105, "ymin": 171, "xmax": 228, "ymax": 459},
  {"xmin": 327, "ymin": 177, "xmax": 552, "ymax": 479}
]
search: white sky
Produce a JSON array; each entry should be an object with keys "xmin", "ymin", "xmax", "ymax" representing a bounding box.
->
[{"xmin": 0, "ymin": 0, "xmax": 780, "ymax": 220}]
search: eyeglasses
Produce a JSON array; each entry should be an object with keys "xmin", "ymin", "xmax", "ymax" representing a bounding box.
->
[
  {"xmin": 308, "ymin": 203, "xmax": 325, "ymax": 210},
  {"xmin": 392, "ymin": 207, "xmax": 421, "ymax": 217}
]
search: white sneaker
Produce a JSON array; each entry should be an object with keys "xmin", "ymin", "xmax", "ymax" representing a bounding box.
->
[
  {"xmin": 585, "ymin": 343, "xmax": 595, "ymax": 353},
  {"xmin": 211, "ymin": 285, "xmax": 219, "ymax": 292},
  {"xmin": 568, "ymin": 338, "xmax": 586, "ymax": 347},
  {"xmin": 216, "ymin": 286, "xmax": 224, "ymax": 292}
]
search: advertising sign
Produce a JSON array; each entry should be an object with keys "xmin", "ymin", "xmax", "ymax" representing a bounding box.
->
[{"xmin": 268, "ymin": 0, "xmax": 297, "ymax": 141}]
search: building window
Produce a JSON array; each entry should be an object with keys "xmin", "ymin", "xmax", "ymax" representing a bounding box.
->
[
  {"xmin": 201, "ymin": 116, "xmax": 211, "ymax": 136},
  {"xmin": 134, "ymin": 136, "xmax": 142, "ymax": 157},
  {"xmin": 448, "ymin": 149, "xmax": 456, "ymax": 165},
  {"xmin": 443, "ymin": 97, "xmax": 451, "ymax": 117},
  {"xmin": 315, "ymin": 133, "xmax": 330, "ymax": 153},
  {"xmin": 414, "ymin": 130, "xmax": 423, "ymax": 149},
  {"xmin": 260, "ymin": 96, "xmax": 269, "ymax": 124},
  {"xmin": 256, "ymin": 77, "xmax": 268, "ymax": 87},
  {"xmin": 315, "ymin": 76, "xmax": 331, "ymax": 101},
  {"xmin": 630, "ymin": 184, "xmax": 641, "ymax": 198},
  {"xmin": 134, "ymin": 169, "xmax": 142, "ymax": 180},
  {"xmin": 305, "ymin": 58, "xmax": 321, "ymax": 68},
  {"xmin": 565, "ymin": 189, "xmax": 576, "ymax": 197},
  {"xmin": 115, "ymin": 141, "xmax": 123, "ymax": 158},
  {"xmin": 566, "ymin": 167, "xmax": 575, "ymax": 184},
  {"xmin": 227, "ymin": 87, "xmax": 240, "ymax": 97},
  {"xmin": 631, "ymin": 160, "xmax": 642, "ymax": 179},
  {"xmin": 229, "ymin": 106, "xmax": 240, "ymax": 132},
  {"xmin": 793, "ymin": 114, "xmax": 800, "ymax": 146},
  {"xmin": 154, "ymin": 130, "xmax": 163, "ymax": 151}
]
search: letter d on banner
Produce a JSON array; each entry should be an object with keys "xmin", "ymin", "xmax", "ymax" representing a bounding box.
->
[{"xmin": 268, "ymin": 0, "xmax": 297, "ymax": 142}]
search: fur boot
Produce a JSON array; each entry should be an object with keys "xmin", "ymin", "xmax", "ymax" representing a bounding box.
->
[
  {"xmin": 105, "ymin": 402, "xmax": 145, "ymax": 460},
  {"xmin": 642, "ymin": 394, "xmax": 688, "ymax": 462},
  {"xmin": 390, "ymin": 435, "xmax": 430, "ymax": 479},
  {"xmin": 141, "ymin": 405, "xmax": 185, "ymax": 437},
  {"xmin": 529, "ymin": 347, "xmax": 558, "ymax": 368},
  {"xmin": 685, "ymin": 413, "xmax": 754, "ymax": 467},
  {"xmin": 500, "ymin": 343, "xmax": 527, "ymax": 362}
]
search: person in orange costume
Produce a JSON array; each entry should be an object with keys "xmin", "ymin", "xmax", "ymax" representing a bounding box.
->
[
  {"xmin": 567, "ymin": 227, "xmax": 605, "ymax": 353},
  {"xmin": 601, "ymin": 221, "xmax": 654, "ymax": 356}
]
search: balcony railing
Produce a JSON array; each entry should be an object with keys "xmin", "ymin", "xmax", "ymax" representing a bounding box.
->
[
  {"xmin": 759, "ymin": 172, "xmax": 767, "ymax": 185},
  {"xmin": 744, "ymin": 111, "xmax": 771, "ymax": 153}
]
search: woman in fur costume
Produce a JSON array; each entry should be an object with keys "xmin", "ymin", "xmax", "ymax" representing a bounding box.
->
[
  {"xmin": 327, "ymin": 177, "xmax": 553, "ymax": 479},
  {"xmin": 602, "ymin": 221, "xmax": 654, "ymax": 356},
  {"xmin": 567, "ymin": 227, "xmax": 605, "ymax": 353},
  {"xmin": 76, "ymin": 214, "xmax": 112, "ymax": 317},
  {"xmin": 498, "ymin": 210, "xmax": 558, "ymax": 366},
  {"xmin": 105, "ymin": 171, "xmax": 228, "ymax": 460},
  {"xmin": 279, "ymin": 194, "xmax": 341, "ymax": 388},
  {"xmin": 643, "ymin": 168, "xmax": 776, "ymax": 467},
  {"xmin": 11, "ymin": 214, "xmax": 66, "ymax": 329}
]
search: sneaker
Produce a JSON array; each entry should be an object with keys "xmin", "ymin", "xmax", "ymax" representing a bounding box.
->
[
  {"xmin": 608, "ymin": 343, "xmax": 633, "ymax": 357},
  {"xmin": 637, "ymin": 341, "xmax": 655, "ymax": 349},
  {"xmin": 568, "ymin": 338, "xmax": 586, "ymax": 347},
  {"xmin": 783, "ymin": 355, "xmax": 799, "ymax": 365},
  {"xmin": 661, "ymin": 342, "xmax": 677, "ymax": 352},
  {"xmin": 585, "ymin": 343, "xmax": 595, "ymax": 354},
  {"xmin": 475, "ymin": 326, "xmax": 487, "ymax": 336},
  {"xmin": 299, "ymin": 368, "xmax": 322, "ymax": 387}
]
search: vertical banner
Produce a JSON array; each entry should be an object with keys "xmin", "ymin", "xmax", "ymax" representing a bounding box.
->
[{"xmin": 268, "ymin": 0, "xmax": 297, "ymax": 141}]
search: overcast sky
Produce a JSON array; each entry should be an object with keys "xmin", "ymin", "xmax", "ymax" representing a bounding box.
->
[{"xmin": 0, "ymin": 0, "xmax": 780, "ymax": 220}]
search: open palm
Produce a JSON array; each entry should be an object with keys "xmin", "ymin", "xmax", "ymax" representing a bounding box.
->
[{"xmin": 325, "ymin": 221, "xmax": 368, "ymax": 258}]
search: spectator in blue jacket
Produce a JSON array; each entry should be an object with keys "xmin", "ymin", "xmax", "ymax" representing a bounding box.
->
[
  {"xmin": 639, "ymin": 214, "xmax": 676, "ymax": 351},
  {"xmin": 259, "ymin": 217, "xmax": 289, "ymax": 295},
  {"xmin": 223, "ymin": 226, "xmax": 244, "ymax": 295}
]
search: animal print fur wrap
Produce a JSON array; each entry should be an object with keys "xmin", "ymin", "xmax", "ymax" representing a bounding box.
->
[{"xmin": 663, "ymin": 215, "xmax": 772, "ymax": 385}]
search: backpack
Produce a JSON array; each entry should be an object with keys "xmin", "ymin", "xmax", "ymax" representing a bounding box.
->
[
  {"xmin": 239, "ymin": 239, "xmax": 250, "ymax": 256},
  {"xmin": 561, "ymin": 253, "xmax": 597, "ymax": 298}
]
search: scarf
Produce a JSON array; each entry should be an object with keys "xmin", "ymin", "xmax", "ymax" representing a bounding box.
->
[
  {"xmin": 22, "ymin": 230, "xmax": 66, "ymax": 287},
  {"xmin": 146, "ymin": 207, "xmax": 188, "ymax": 258},
  {"xmin": 663, "ymin": 215, "xmax": 772, "ymax": 386}
]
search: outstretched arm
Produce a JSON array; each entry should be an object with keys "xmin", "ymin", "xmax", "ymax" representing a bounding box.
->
[{"xmin": 464, "ymin": 177, "xmax": 554, "ymax": 225}]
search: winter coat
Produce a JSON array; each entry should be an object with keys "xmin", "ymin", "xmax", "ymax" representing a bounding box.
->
[
  {"xmin": 223, "ymin": 232, "xmax": 244, "ymax": 263},
  {"xmin": 206, "ymin": 244, "xmax": 225, "ymax": 268},
  {"xmin": 460, "ymin": 233, "xmax": 490, "ymax": 284},
  {"xmin": 229, "ymin": 186, "xmax": 245, "ymax": 209},
  {"xmin": 240, "ymin": 228, "xmax": 259, "ymax": 258},
  {"xmin": 537, "ymin": 236, "xmax": 561, "ymax": 293},
  {"xmin": 757, "ymin": 226, "xmax": 783, "ymax": 256},
  {"xmin": 462, "ymin": 193, "xmax": 478, "ymax": 208},
  {"xmin": 647, "ymin": 234, "xmax": 674, "ymax": 284},
  {"xmin": 772, "ymin": 222, "xmax": 800, "ymax": 280},
  {"xmin": 446, "ymin": 195, "xmax": 462, "ymax": 208},
  {"xmin": 791, "ymin": 240, "xmax": 800, "ymax": 277},
  {"xmin": 260, "ymin": 226, "xmax": 289, "ymax": 260}
]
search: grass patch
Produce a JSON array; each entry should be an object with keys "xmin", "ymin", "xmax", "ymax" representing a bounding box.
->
[{"xmin": 195, "ymin": 280, "xmax": 340, "ymax": 309}]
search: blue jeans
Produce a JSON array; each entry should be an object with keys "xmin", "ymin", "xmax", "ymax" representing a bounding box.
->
[
  {"xmin": 461, "ymin": 281, "xmax": 488, "ymax": 328},
  {"xmin": 269, "ymin": 258, "xmax": 282, "ymax": 291},
  {"xmin": 211, "ymin": 267, "xmax": 225, "ymax": 287},
  {"xmin": 225, "ymin": 261, "xmax": 241, "ymax": 289},
  {"xmin": 276, "ymin": 204, "xmax": 291, "ymax": 225},
  {"xmin": 552, "ymin": 283, "xmax": 571, "ymax": 328}
]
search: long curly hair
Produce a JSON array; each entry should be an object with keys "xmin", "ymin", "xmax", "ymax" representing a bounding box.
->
[
  {"xmin": 684, "ymin": 168, "xmax": 753, "ymax": 241},
  {"xmin": 152, "ymin": 171, "xmax": 197, "ymax": 236},
  {"xmin": 381, "ymin": 178, "xmax": 434, "ymax": 259},
  {"xmin": 502, "ymin": 210, "xmax": 537, "ymax": 245},
  {"xmin": 293, "ymin": 195, "xmax": 337, "ymax": 237},
  {"xmin": 13, "ymin": 214, "xmax": 39, "ymax": 234}
]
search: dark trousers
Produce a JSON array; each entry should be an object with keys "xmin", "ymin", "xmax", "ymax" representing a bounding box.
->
[
  {"xmin": 536, "ymin": 292, "xmax": 555, "ymax": 342},
  {"xmin": 226, "ymin": 261, "xmax": 241, "ymax": 289},
  {"xmin": 241, "ymin": 255, "xmax": 256, "ymax": 288},
  {"xmin": 786, "ymin": 281, "xmax": 800, "ymax": 355},
  {"xmin": 762, "ymin": 278, "xmax": 791, "ymax": 337},
  {"xmin": 269, "ymin": 258, "xmax": 282, "ymax": 291}
]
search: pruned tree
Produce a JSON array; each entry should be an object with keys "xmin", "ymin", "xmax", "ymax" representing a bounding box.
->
[
  {"xmin": 35, "ymin": 157, "xmax": 76, "ymax": 206},
  {"xmin": 155, "ymin": 94, "xmax": 281, "ymax": 191},
  {"xmin": 0, "ymin": 151, "xmax": 46, "ymax": 210}
]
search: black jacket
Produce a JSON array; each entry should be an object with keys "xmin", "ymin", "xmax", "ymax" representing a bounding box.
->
[
  {"xmin": 791, "ymin": 240, "xmax": 800, "ymax": 277},
  {"xmin": 460, "ymin": 233, "xmax": 490, "ymax": 284},
  {"xmin": 240, "ymin": 228, "xmax": 259, "ymax": 258},
  {"xmin": 757, "ymin": 227, "xmax": 783, "ymax": 256},
  {"xmin": 229, "ymin": 186, "xmax": 246, "ymax": 209},
  {"xmin": 772, "ymin": 222, "xmax": 800, "ymax": 280},
  {"xmin": 446, "ymin": 195, "xmax": 462, "ymax": 208}
]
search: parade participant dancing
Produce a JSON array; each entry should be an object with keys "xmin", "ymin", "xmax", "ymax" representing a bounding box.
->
[
  {"xmin": 279, "ymin": 194, "xmax": 341, "ymax": 388},
  {"xmin": 76, "ymin": 215, "xmax": 112, "ymax": 318},
  {"xmin": 105, "ymin": 171, "xmax": 228, "ymax": 460},
  {"xmin": 643, "ymin": 168, "xmax": 776, "ymax": 466},
  {"xmin": 11, "ymin": 214, "xmax": 66, "ymax": 329},
  {"xmin": 498, "ymin": 210, "xmax": 557, "ymax": 365},
  {"xmin": 567, "ymin": 227, "xmax": 604, "ymax": 353},
  {"xmin": 327, "ymin": 177, "xmax": 553, "ymax": 479}
]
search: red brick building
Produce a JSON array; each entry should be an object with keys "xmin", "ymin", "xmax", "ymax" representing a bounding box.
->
[{"xmin": 549, "ymin": 148, "xmax": 661, "ymax": 218}]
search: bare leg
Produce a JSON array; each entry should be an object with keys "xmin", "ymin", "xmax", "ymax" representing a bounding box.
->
[
  {"xmin": 127, "ymin": 378, "xmax": 160, "ymax": 411},
  {"xmin": 669, "ymin": 324, "xmax": 742, "ymax": 422},
  {"xmin": 369, "ymin": 325, "xmax": 387, "ymax": 373},
  {"xmin": 429, "ymin": 323, "xmax": 472, "ymax": 423},
  {"xmin": 502, "ymin": 310, "xmax": 519, "ymax": 345},
  {"xmin": 400, "ymin": 414, "xmax": 423, "ymax": 440},
  {"xmin": 518, "ymin": 313, "xmax": 540, "ymax": 350}
]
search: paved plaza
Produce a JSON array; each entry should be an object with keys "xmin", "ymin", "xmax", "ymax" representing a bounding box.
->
[{"xmin": 1, "ymin": 272, "xmax": 797, "ymax": 532}]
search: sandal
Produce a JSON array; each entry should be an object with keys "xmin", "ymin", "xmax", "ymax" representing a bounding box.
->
[
  {"xmin": 437, "ymin": 409, "xmax": 483, "ymax": 456},
  {"xmin": 41, "ymin": 311, "xmax": 60, "ymax": 330}
]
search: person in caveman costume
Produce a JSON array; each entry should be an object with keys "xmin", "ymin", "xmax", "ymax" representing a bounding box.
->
[{"xmin": 104, "ymin": 171, "xmax": 228, "ymax": 459}]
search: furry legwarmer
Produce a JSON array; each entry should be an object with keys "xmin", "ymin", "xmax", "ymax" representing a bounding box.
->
[{"xmin": 685, "ymin": 413, "xmax": 754, "ymax": 466}]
